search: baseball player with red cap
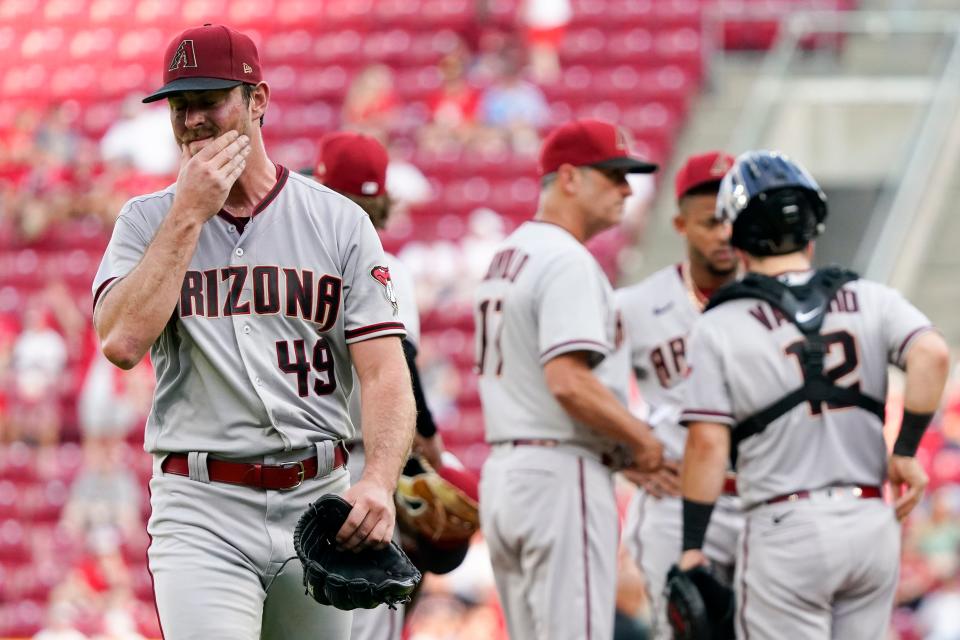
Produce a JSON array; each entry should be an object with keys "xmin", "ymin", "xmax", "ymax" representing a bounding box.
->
[
  {"xmin": 312, "ymin": 131, "xmax": 444, "ymax": 640},
  {"xmin": 92, "ymin": 25, "xmax": 415, "ymax": 639},
  {"xmin": 475, "ymin": 119, "xmax": 663, "ymax": 640},
  {"xmin": 616, "ymin": 151, "xmax": 744, "ymax": 638}
]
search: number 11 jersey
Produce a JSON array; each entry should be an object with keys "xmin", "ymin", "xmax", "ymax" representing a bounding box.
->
[{"xmin": 474, "ymin": 221, "xmax": 628, "ymax": 450}]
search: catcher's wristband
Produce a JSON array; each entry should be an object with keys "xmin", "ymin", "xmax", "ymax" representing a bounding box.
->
[
  {"xmin": 682, "ymin": 498, "xmax": 715, "ymax": 552},
  {"xmin": 892, "ymin": 410, "xmax": 934, "ymax": 457}
]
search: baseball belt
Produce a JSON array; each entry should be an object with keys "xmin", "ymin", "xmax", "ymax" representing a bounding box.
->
[
  {"xmin": 162, "ymin": 443, "xmax": 348, "ymax": 490},
  {"xmin": 765, "ymin": 484, "xmax": 881, "ymax": 506}
]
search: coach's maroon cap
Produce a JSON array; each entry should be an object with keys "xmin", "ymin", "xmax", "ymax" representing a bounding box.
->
[
  {"xmin": 315, "ymin": 132, "xmax": 389, "ymax": 197},
  {"xmin": 143, "ymin": 24, "xmax": 262, "ymax": 103},
  {"xmin": 674, "ymin": 151, "xmax": 735, "ymax": 202},
  {"xmin": 538, "ymin": 119, "xmax": 657, "ymax": 177}
]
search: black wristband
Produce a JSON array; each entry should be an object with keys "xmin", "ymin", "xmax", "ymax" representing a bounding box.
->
[
  {"xmin": 682, "ymin": 498, "xmax": 715, "ymax": 552},
  {"xmin": 402, "ymin": 339, "xmax": 438, "ymax": 438},
  {"xmin": 892, "ymin": 410, "xmax": 934, "ymax": 457}
]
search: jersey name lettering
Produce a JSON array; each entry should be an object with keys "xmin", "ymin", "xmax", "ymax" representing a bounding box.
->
[
  {"xmin": 648, "ymin": 335, "xmax": 687, "ymax": 388},
  {"xmin": 179, "ymin": 267, "xmax": 342, "ymax": 330},
  {"xmin": 483, "ymin": 248, "xmax": 530, "ymax": 282},
  {"xmin": 748, "ymin": 288, "xmax": 860, "ymax": 331}
]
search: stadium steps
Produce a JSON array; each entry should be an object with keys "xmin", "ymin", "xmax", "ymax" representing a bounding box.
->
[{"xmin": 904, "ymin": 162, "xmax": 960, "ymax": 349}]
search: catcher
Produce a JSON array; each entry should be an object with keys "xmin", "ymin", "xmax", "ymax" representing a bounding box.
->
[{"xmin": 678, "ymin": 151, "xmax": 949, "ymax": 639}]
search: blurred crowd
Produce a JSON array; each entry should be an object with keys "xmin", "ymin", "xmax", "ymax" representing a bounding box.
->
[{"xmin": 0, "ymin": 1, "xmax": 958, "ymax": 637}]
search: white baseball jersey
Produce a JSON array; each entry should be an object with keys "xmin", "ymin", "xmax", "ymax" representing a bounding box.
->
[
  {"xmin": 616, "ymin": 264, "xmax": 699, "ymax": 460},
  {"xmin": 474, "ymin": 221, "xmax": 627, "ymax": 450},
  {"xmin": 681, "ymin": 271, "xmax": 933, "ymax": 507},
  {"xmin": 92, "ymin": 166, "xmax": 405, "ymax": 457}
]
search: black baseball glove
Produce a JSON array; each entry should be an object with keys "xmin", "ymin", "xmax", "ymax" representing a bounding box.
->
[
  {"xmin": 665, "ymin": 564, "xmax": 735, "ymax": 640},
  {"xmin": 293, "ymin": 494, "xmax": 422, "ymax": 611}
]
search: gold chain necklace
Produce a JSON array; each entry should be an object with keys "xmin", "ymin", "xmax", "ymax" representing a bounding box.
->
[{"xmin": 681, "ymin": 262, "xmax": 708, "ymax": 312}]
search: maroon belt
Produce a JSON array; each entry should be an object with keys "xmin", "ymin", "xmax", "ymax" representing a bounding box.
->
[
  {"xmin": 722, "ymin": 476, "xmax": 738, "ymax": 496},
  {"xmin": 512, "ymin": 439, "xmax": 559, "ymax": 447},
  {"xmin": 162, "ymin": 443, "xmax": 348, "ymax": 491},
  {"xmin": 766, "ymin": 485, "xmax": 881, "ymax": 505}
]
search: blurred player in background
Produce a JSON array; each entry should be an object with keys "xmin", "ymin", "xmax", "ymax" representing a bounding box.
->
[
  {"xmin": 312, "ymin": 131, "xmax": 451, "ymax": 640},
  {"xmin": 618, "ymin": 151, "xmax": 744, "ymax": 638},
  {"xmin": 476, "ymin": 119, "xmax": 663, "ymax": 640}
]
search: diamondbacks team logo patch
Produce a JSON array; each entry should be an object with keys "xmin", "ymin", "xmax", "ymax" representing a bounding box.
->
[
  {"xmin": 169, "ymin": 39, "xmax": 198, "ymax": 72},
  {"xmin": 371, "ymin": 266, "xmax": 399, "ymax": 314}
]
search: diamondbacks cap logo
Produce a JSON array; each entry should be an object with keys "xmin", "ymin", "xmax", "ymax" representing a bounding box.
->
[
  {"xmin": 615, "ymin": 127, "xmax": 628, "ymax": 151},
  {"xmin": 169, "ymin": 39, "xmax": 198, "ymax": 72},
  {"xmin": 371, "ymin": 266, "xmax": 399, "ymax": 314},
  {"xmin": 710, "ymin": 154, "xmax": 733, "ymax": 177}
]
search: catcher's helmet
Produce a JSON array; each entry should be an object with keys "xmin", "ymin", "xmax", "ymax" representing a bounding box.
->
[{"xmin": 716, "ymin": 151, "xmax": 827, "ymax": 256}]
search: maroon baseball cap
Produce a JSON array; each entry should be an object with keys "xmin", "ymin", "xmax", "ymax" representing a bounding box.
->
[
  {"xmin": 674, "ymin": 151, "xmax": 735, "ymax": 202},
  {"xmin": 143, "ymin": 24, "xmax": 262, "ymax": 103},
  {"xmin": 315, "ymin": 132, "xmax": 389, "ymax": 197},
  {"xmin": 538, "ymin": 119, "xmax": 657, "ymax": 177}
]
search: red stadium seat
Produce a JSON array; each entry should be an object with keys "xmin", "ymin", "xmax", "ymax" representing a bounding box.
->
[
  {"xmin": 19, "ymin": 480, "xmax": 70, "ymax": 523},
  {"xmin": 18, "ymin": 26, "xmax": 69, "ymax": 63},
  {"xmin": 420, "ymin": 0, "xmax": 474, "ymax": 29},
  {"xmin": 294, "ymin": 66, "xmax": 350, "ymax": 100},
  {"xmin": 9, "ymin": 562, "xmax": 61, "ymax": 600},
  {"xmin": 405, "ymin": 30, "xmax": 463, "ymax": 65},
  {"xmin": 559, "ymin": 27, "xmax": 607, "ymax": 64},
  {"xmin": 575, "ymin": 100, "xmax": 623, "ymax": 124},
  {"xmin": 0, "ymin": 482, "xmax": 17, "ymax": 520},
  {"xmin": 0, "ymin": 64, "xmax": 49, "ymax": 100},
  {"xmin": 226, "ymin": 0, "xmax": 277, "ymax": 29},
  {"xmin": 180, "ymin": 0, "xmax": 230, "ymax": 26},
  {"xmin": 64, "ymin": 27, "xmax": 117, "ymax": 61},
  {"xmin": 271, "ymin": 0, "xmax": 325, "ymax": 28},
  {"xmin": 324, "ymin": 0, "xmax": 372, "ymax": 29},
  {"xmin": 394, "ymin": 65, "xmax": 443, "ymax": 101},
  {"xmin": 86, "ymin": 0, "xmax": 134, "ymax": 24},
  {"xmin": 373, "ymin": 0, "xmax": 422, "ymax": 26},
  {"xmin": 0, "ymin": 520, "xmax": 30, "ymax": 564},
  {"xmin": 364, "ymin": 29, "xmax": 416, "ymax": 64},
  {"xmin": 2, "ymin": 599, "xmax": 44, "ymax": 639},
  {"xmin": 571, "ymin": 0, "xmax": 612, "ymax": 28},
  {"xmin": 0, "ymin": 0, "xmax": 42, "ymax": 24},
  {"xmin": 0, "ymin": 442, "xmax": 37, "ymax": 484},
  {"xmin": 42, "ymin": 0, "xmax": 91, "ymax": 25},
  {"xmin": 262, "ymin": 29, "xmax": 314, "ymax": 64},
  {"xmin": 310, "ymin": 30, "xmax": 363, "ymax": 65},
  {"xmin": 649, "ymin": 0, "xmax": 702, "ymax": 29},
  {"xmin": 49, "ymin": 64, "xmax": 100, "ymax": 101},
  {"xmin": 485, "ymin": 0, "xmax": 520, "ymax": 26},
  {"xmin": 50, "ymin": 442, "xmax": 84, "ymax": 484},
  {"xmin": 607, "ymin": 0, "xmax": 655, "ymax": 27},
  {"xmin": 0, "ymin": 25, "xmax": 20, "ymax": 65}
]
